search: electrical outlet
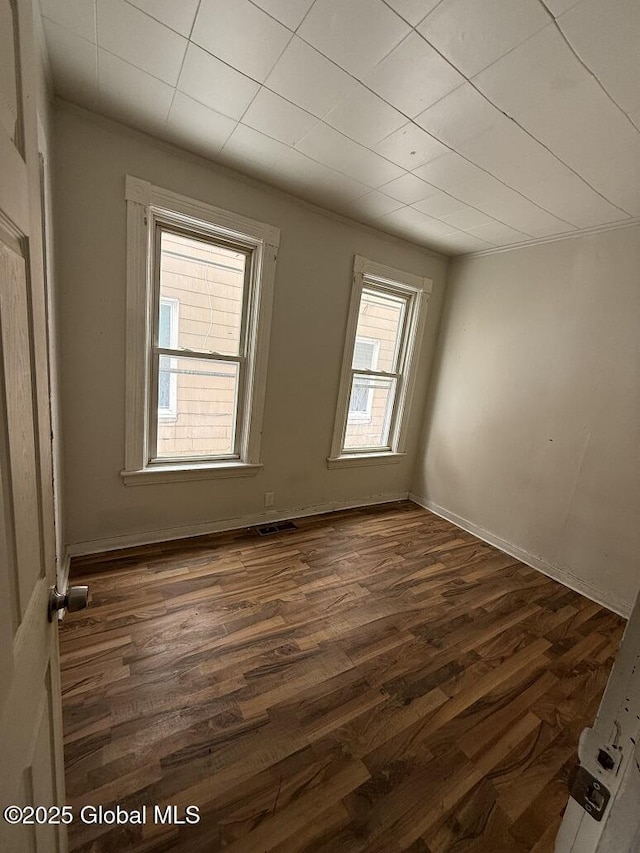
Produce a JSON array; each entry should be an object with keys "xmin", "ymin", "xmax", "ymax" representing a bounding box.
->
[{"xmin": 264, "ymin": 491, "xmax": 275, "ymax": 508}]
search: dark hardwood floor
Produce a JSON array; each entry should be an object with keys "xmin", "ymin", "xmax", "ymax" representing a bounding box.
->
[{"xmin": 60, "ymin": 501, "xmax": 625, "ymax": 852}]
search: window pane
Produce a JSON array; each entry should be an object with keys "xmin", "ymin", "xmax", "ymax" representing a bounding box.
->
[
  {"xmin": 353, "ymin": 288, "xmax": 406, "ymax": 373},
  {"xmin": 159, "ymin": 230, "xmax": 247, "ymax": 356},
  {"xmin": 344, "ymin": 374, "xmax": 396, "ymax": 450},
  {"xmin": 158, "ymin": 355, "xmax": 173, "ymax": 410},
  {"xmin": 156, "ymin": 357, "xmax": 239, "ymax": 458}
]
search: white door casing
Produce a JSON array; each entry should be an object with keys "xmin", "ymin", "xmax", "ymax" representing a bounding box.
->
[{"xmin": 0, "ymin": 0, "xmax": 67, "ymax": 851}]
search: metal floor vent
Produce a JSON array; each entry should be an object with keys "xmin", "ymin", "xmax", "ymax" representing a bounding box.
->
[{"xmin": 254, "ymin": 520, "xmax": 298, "ymax": 536}]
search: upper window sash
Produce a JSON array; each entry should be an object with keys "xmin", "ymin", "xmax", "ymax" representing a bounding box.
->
[{"xmin": 122, "ymin": 176, "xmax": 279, "ymax": 485}]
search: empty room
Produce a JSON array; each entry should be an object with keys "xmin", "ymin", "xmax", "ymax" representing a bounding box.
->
[{"xmin": 1, "ymin": 0, "xmax": 640, "ymax": 851}]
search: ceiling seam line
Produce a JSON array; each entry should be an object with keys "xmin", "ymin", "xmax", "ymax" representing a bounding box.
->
[
  {"xmin": 288, "ymin": 31, "xmax": 582, "ymax": 231},
  {"xmin": 409, "ymin": 25, "xmax": 633, "ymax": 219}
]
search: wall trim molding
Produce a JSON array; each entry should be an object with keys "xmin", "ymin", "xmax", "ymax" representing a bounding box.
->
[
  {"xmin": 459, "ymin": 216, "xmax": 640, "ymax": 260},
  {"xmin": 67, "ymin": 491, "xmax": 410, "ymax": 559},
  {"xmin": 409, "ymin": 493, "xmax": 632, "ymax": 619}
]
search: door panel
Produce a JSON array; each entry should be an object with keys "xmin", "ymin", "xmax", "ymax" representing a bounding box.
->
[{"xmin": 0, "ymin": 0, "xmax": 66, "ymax": 850}]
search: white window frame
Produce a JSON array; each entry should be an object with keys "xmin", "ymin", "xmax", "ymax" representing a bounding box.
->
[
  {"xmin": 328, "ymin": 255, "xmax": 431, "ymax": 469},
  {"xmin": 121, "ymin": 176, "xmax": 280, "ymax": 485},
  {"xmin": 157, "ymin": 296, "xmax": 178, "ymax": 420}
]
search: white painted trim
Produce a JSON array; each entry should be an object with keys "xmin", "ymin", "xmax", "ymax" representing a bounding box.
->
[
  {"xmin": 66, "ymin": 491, "xmax": 410, "ymax": 558},
  {"xmin": 121, "ymin": 462, "xmax": 262, "ymax": 485},
  {"xmin": 354, "ymin": 254, "xmax": 431, "ymax": 292},
  {"xmin": 408, "ymin": 493, "xmax": 632, "ymax": 618},
  {"xmin": 459, "ymin": 216, "xmax": 640, "ymax": 259},
  {"xmin": 126, "ymin": 175, "xmax": 281, "ymax": 247},
  {"xmin": 327, "ymin": 452, "xmax": 406, "ymax": 469}
]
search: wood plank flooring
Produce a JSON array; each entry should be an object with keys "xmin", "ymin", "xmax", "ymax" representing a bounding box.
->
[{"xmin": 60, "ymin": 501, "xmax": 625, "ymax": 852}]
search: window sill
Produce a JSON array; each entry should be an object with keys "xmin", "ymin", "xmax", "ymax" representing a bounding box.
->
[
  {"xmin": 326, "ymin": 452, "xmax": 406, "ymax": 469},
  {"xmin": 121, "ymin": 462, "xmax": 263, "ymax": 485}
]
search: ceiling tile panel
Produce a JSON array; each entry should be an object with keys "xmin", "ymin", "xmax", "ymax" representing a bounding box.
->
[
  {"xmin": 250, "ymin": 0, "xmax": 316, "ymax": 31},
  {"xmin": 475, "ymin": 26, "xmax": 640, "ymax": 214},
  {"xmin": 126, "ymin": 0, "xmax": 200, "ymax": 37},
  {"xmin": 41, "ymin": 0, "xmax": 96, "ymax": 41},
  {"xmin": 412, "ymin": 190, "xmax": 467, "ymax": 218},
  {"xmin": 443, "ymin": 207, "xmax": 495, "ymax": 229},
  {"xmin": 342, "ymin": 191, "xmax": 405, "ymax": 220},
  {"xmin": 295, "ymin": 123, "xmax": 404, "ymax": 187},
  {"xmin": 418, "ymin": 0, "xmax": 549, "ymax": 77},
  {"xmin": 265, "ymin": 37, "xmax": 357, "ymax": 119},
  {"xmin": 379, "ymin": 173, "xmax": 438, "ymax": 204},
  {"xmin": 242, "ymin": 89, "xmax": 318, "ymax": 146},
  {"xmin": 558, "ymin": 0, "xmax": 640, "ymax": 125},
  {"xmin": 325, "ymin": 85, "xmax": 406, "ymax": 147},
  {"xmin": 384, "ymin": 0, "xmax": 443, "ymax": 27},
  {"xmin": 466, "ymin": 222, "xmax": 528, "ymax": 245},
  {"xmin": 42, "ymin": 20, "xmax": 98, "ymax": 105},
  {"xmin": 374, "ymin": 122, "xmax": 449, "ymax": 171},
  {"xmin": 544, "ymin": 0, "xmax": 586, "ymax": 16},
  {"xmin": 454, "ymin": 114, "xmax": 628, "ymax": 227},
  {"xmin": 178, "ymin": 44, "xmax": 260, "ymax": 120},
  {"xmin": 297, "ymin": 0, "xmax": 410, "ymax": 78},
  {"xmin": 380, "ymin": 206, "xmax": 461, "ymax": 241},
  {"xmin": 192, "ymin": 0, "xmax": 291, "ymax": 83},
  {"xmin": 435, "ymin": 233, "xmax": 496, "ymax": 252},
  {"xmin": 365, "ymin": 32, "xmax": 464, "ymax": 118},
  {"xmin": 414, "ymin": 152, "xmax": 573, "ymax": 237},
  {"xmin": 166, "ymin": 93, "xmax": 237, "ymax": 157},
  {"xmin": 415, "ymin": 83, "xmax": 502, "ymax": 149},
  {"xmin": 217, "ymin": 124, "xmax": 292, "ymax": 180},
  {"xmin": 96, "ymin": 0, "xmax": 187, "ymax": 85},
  {"xmin": 97, "ymin": 50, "xmax": 174, "ymax": 128},
  {"xmin": 274, "ymin": 151, "xmax": 372, "ymax": 205}
]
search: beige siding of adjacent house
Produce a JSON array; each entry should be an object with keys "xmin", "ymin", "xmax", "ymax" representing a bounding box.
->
[
  {"xmin": 345, "ymin": 292, "xmax": 403, "ymax": 449},
  {"xmin": 156, "ymin": 232, "xmax": 245, "ymax": 458}
]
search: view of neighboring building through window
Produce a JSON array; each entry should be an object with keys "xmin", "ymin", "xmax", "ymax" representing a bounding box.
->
[
  {"xmin": 344, "ymin": 287, "xmax": 408, "ymax": 451},
  {"xmin": 349, "ymin": 338, "xmax": 379, "ymax": 420},
  {"xmin": 151, "ymin": 230, "xmax": 247, "ymax": 460},
  {"xmin": 329, "ymin": 255, "xmax": 430, "ymax": 466}
]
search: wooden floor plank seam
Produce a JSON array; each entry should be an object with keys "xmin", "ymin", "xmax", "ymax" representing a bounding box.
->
[{"xmin": 60, "ymin": 501, "xmax": 624, "ymax": 852}]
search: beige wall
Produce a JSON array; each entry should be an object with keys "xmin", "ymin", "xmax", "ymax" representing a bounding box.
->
[
  {"xmin": 413, "ymin": 225, "xmax": 640, "ymax": 615},
  {"xmin": 53, "ymin": 103, "xmax": 447, "ymax": 551}
]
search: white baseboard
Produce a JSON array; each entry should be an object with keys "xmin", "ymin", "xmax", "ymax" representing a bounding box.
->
[
  {"xmin": 67, "ymin": 491, "xmax": 409, "ymax": 558},
  {"xmin": 409, "ymin": 493, "xmax": 632, "ymax": 619}
]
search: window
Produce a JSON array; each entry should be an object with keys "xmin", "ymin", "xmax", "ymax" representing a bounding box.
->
[
  {"xmin": 349, "ymin": 337, "xmax": 379, "ymax": 420},
  {"xmin": 122, "ymin": 176, "xmax": 280, "ymax": 484},
  {"xmin": 328, "ymin": 256, "xmax": 431, "ymax": 468}
]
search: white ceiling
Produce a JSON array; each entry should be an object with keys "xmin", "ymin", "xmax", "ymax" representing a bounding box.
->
[{"xmin": 40, "ymin": 0, "xmax": 640, "ymax": 255}]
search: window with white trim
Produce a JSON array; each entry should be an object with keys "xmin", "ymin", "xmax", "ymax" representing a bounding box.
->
[
  {"xmin": 122, "ymin": 176, "xmax": 279, "ymax": 484},
  {"xmin": 328, "ymin": 256, "xmax": 431, "ymax": 468}
]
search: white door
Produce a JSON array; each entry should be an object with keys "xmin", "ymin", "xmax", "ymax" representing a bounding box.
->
[
  {"xmin": 555, "ymin": 589, "xmax": 640, "ymax": 852},
  {"xmin": 0, "ymin": 0, "xmax": 67, "ymax": 851}
]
